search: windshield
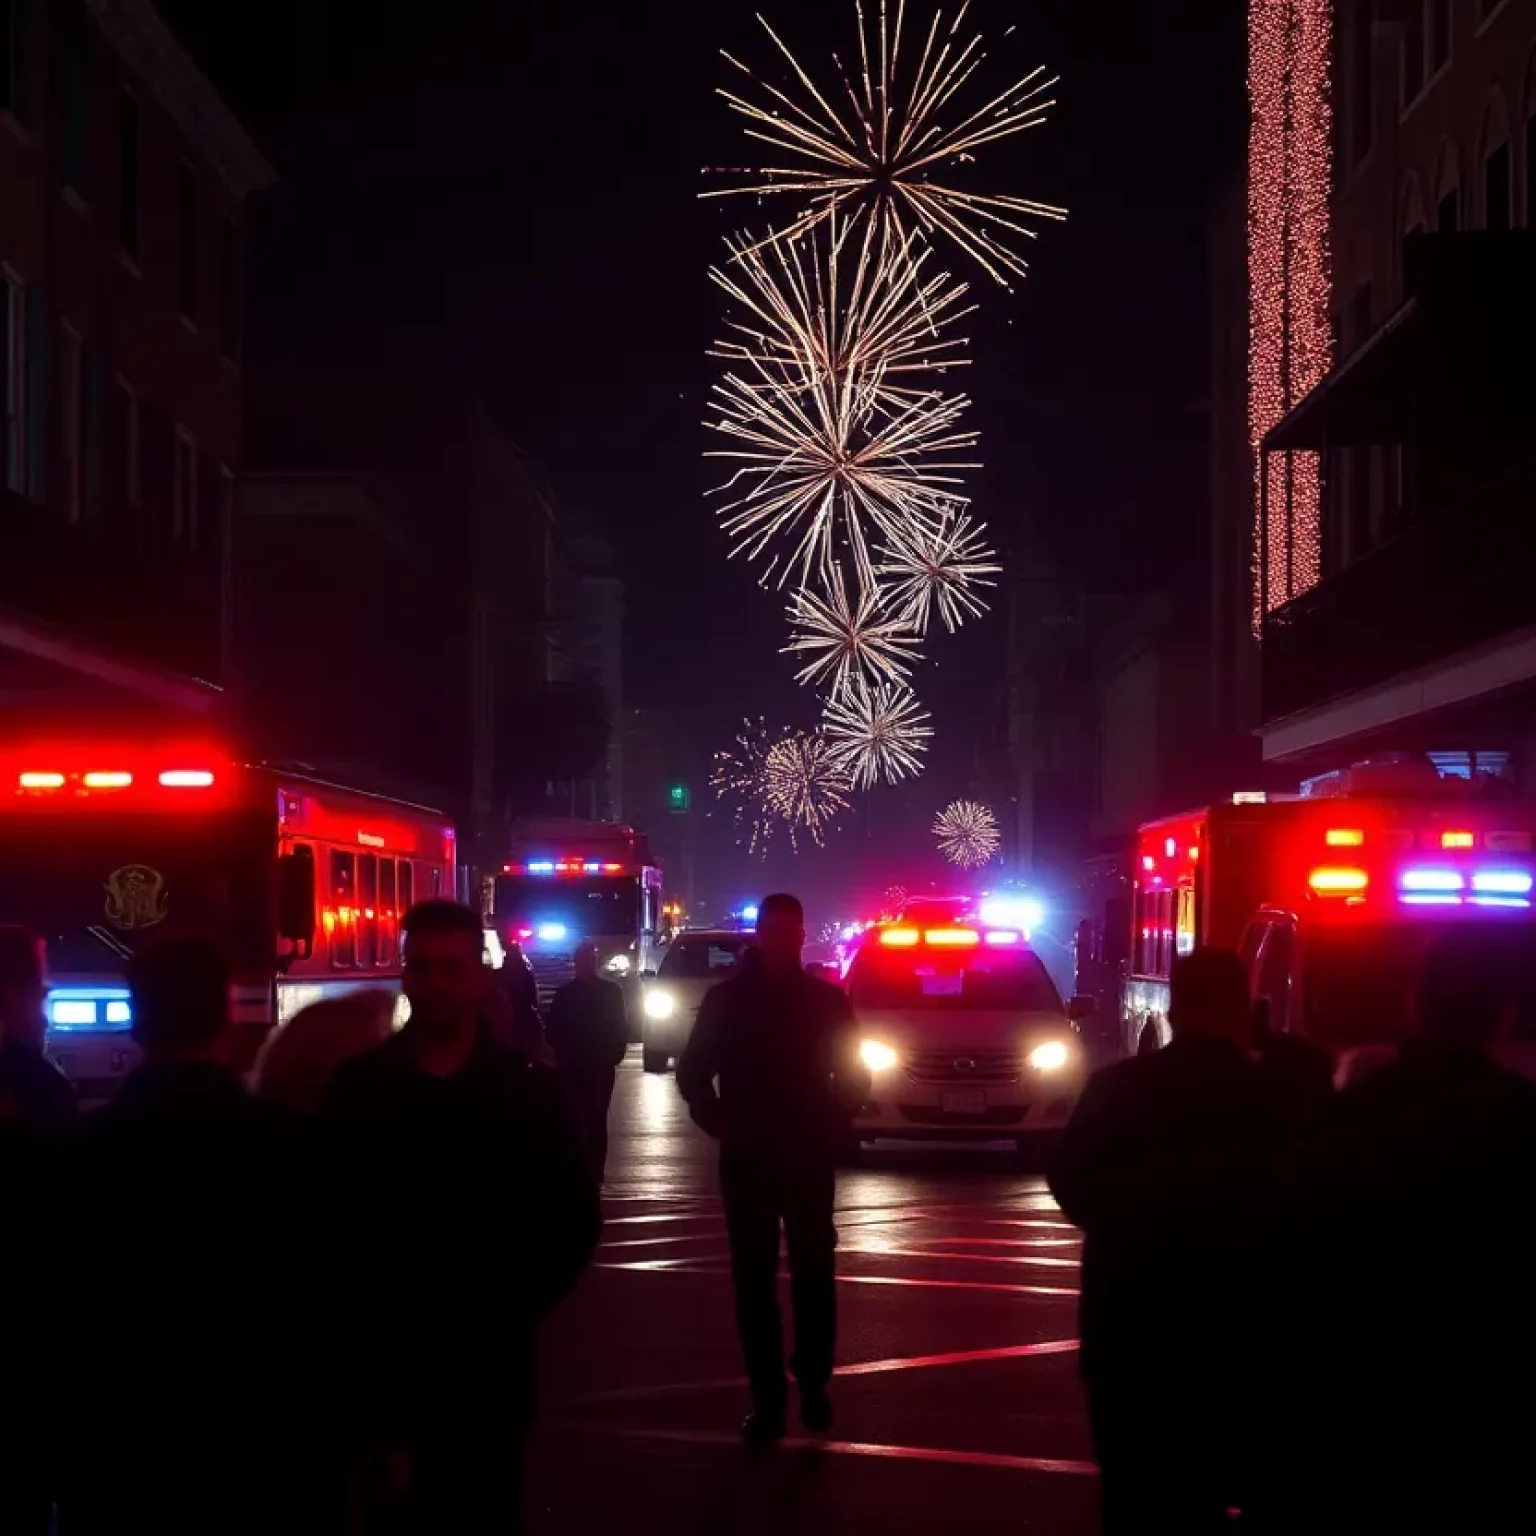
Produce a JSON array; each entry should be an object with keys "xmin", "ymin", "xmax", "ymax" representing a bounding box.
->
[
  {"xmin": 849, "ymin": 947, "xmax": 1064, "ymax": 1013},
  {"xmin": 0, "ymin": 811, "xmax": 273, "ymax": 976},
  {"xmin": 659, "ymin": 935, "xmax": 748, "ymax": 980},
  {"xmin": 1304, "ymin": 921, "xmax": 1536, "ymax": 1049},
  {"xmin": 493, "ymin": 876, "xmax": 640, "ymax": 938}
]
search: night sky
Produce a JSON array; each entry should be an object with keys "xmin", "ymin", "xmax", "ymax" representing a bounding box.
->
[{"xmin": 162, "ymin": 0, "xmax": 1246, "ymax": 916}]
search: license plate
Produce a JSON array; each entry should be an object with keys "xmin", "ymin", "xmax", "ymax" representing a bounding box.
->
[{"xmin": 942, "ymin": 1089, "xmax": 987, "ymax": 1115}]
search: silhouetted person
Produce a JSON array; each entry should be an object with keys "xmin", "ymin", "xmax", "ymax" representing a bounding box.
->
[
  {"xmin": 546, "ymin": 941, "xmax": 629, "ymax": 1180},
  {"xmin": 486, "ymin": 937, "xmax": 551, "ymax": 1062},
  {"xmin": 1050, "ymin": 948, "xmax": 1270, "ymax": 1533},
  {"xmin": 0, "ymin": 929, "xmax": 74, "ymax": 1532},
  {"xmin": 324, "ymin": 900, "xmax": 599, "ymax": 1534},
  {"xmin": 0, "ymin": 925, "xmax": 75, "ymax": 1130},
  {"xmin": 677, "ymin": 893, "xmax": 869, "ymax": 1444},
  {"xmin": 65, "ymin": 935, "xmax": 331, "ymax": 1535},
  {"xmin": 1292, "ymin": 931, "xmax": 1536, "ymax": 1532}
]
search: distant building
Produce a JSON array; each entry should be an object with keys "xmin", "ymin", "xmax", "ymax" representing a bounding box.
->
[
  {"xmin": 1253, "ymin": 1, "xmax": 1536, "ymax": 781},
  {"xmin": 0, "ymin": 0, "xmax": 272, "ymax": 716}
]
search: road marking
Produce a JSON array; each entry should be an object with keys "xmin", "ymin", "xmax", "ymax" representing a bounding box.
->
[
  {"xmin": 600, "ymin": 1232, "xmax": 730, "ymax": 1251},
  {"xmin": 840, "ymin": 1243, "xmax": 1080, "ymax": 1270},
  {"xmin": 572, "ymin": 1337, "xmax": 1079, "ymax": 1404},
  {"xmin": 603, "ymin": 1212, "xmax": 717, "ymax": 1227},
  {"xmin": 566, "ymin": 1423, "xmax": 1097, "ymax": 1478},
  {"xmin": 915, "ymin": 1235, "xmax": 1080, "ymax": 1249}
]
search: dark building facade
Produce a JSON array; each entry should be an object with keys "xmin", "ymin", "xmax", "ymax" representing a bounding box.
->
[
  {"xmin": 0, "ymin": 0, "xmax": 271, "ymax": 713},
  {"xmin": 1256, "ymin": 1, "xmax": 1536, "ymax": 781}
]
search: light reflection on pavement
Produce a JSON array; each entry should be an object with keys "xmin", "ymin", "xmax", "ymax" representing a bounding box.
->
[{"xmin": 530, "ymin": 1050, "xmax": 1097, "ymax": 1534}]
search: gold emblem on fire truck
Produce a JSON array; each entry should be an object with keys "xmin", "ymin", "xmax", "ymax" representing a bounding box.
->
[{"xmin": 104, "ymin": 865, "xmax": 169, "ymax": 931}]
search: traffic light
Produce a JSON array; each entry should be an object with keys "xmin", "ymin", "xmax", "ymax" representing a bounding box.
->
[{"xmin": 667, "ymin": 782, "xmax": 690, "ymax": 813}]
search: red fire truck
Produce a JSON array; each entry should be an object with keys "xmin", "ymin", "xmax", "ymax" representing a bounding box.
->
[
  {"xmin": 3, "ymin": 736, "xmax": 456, "ymax": 1100},
  {"xmin": 1121, "ymin": 762, "xmax": 1536, "ymax": 1060}
]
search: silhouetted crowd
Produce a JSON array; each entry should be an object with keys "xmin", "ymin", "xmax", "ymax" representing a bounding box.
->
[
  {"xmin": 0, "ymin": 903, "xmax": 602, "ymax": 1535},
  {"xmin": 3, "ymin": 898, "xmax": 1533, "ymax": 1533},
  {"xmin": 1051, "ymin": 935, "xmax": 1536, "ymax": 1533}
]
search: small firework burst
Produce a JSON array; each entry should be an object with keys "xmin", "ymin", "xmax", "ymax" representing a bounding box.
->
[
  {"xmin": 823, "ymin": 679, "xmax": 932, "ymax": 788},
  {"xmin": 877, "ymin": 505, "xmax": 1001, "ymax": 634},
  {"xmin": 763, "ymin": 728, "xmax": 853, "ymax": 847},
  {"xmin": 710, "ymin": 717, "xmax": 777, "ymax": 854},
  {"xmin": 933, "ymin": 798, "xmax": 1002, "ymax": 868},
  {"xmin": 783, "ymin": 564, "xmax": 923, "ymax": 693}
]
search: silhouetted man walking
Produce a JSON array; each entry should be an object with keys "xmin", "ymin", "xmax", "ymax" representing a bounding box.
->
[
  {"xmin": 1050, "ymin": 948, "xmax": 1270, "ymax": 1533},
  {"xmin": 677, "ymin": 893, "xmax": 868, "ymax": 1444},
  {"xmin": 546, "ymin": 941, "xmax": 630, "ymax": 1180}
]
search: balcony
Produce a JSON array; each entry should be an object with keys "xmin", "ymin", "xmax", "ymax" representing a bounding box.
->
[
  {"xmin": 0, "ymin": 489, "xmax": 223, "ymax": 685},
  {"xmin": 1259, "ymin": 234, "xmax": 1536, "ymax": 728},
  {"xmin": 1262, "ymin": 455, "xmax": 1536, "ymax": 722}
]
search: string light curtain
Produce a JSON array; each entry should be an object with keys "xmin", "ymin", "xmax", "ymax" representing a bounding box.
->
[{"xmin": 1248, "ymin": 0, "xmax": 1334, "ymax": 631}]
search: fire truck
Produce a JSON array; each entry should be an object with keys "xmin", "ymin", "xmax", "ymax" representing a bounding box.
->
[
  {"xmin": 486, "ymin": 818, "xmax": 664, "ymax": 1006},
  {"xmin": 1120, "ymin": 762, "xmax": 1536, "ymax": 1060},
  {"xmin": 3, "ymin": 736, "xmax": 456, "ymax": 1101}
]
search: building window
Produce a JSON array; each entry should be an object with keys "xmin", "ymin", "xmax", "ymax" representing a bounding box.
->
[
  {"xmin": 219, "ymin": 220, "xmax": 240, "ymax": 360},
  {"xmin": 1437, "ymin": 187, "xmax": 1459, "ymax": 232},
  {"xmin": 2, "ymin": 0, "xmax": 31, "ymax": 123},
  {"xmin": 1351, "ymin": 1, "xmax": 1373, "ymax": 165},
  {"xmin": 114, "ymin": 377, "xmax": 139, "ymax": 513},
  {"xmin": 60, "ymin": 325, "xmax": 82, "ymax": 521},
  {"xmin": 118, "ymin": 96, "xmax": 139, "ymax": 257},
  {"xmin": 178, "ymin": 165, "xmax": 198, "ymax": 322},
  {"xmin": 1400, "ymin": 2, "xmax": 1424, "ymax": 108},
  {"xmin": 1428, "ymin": 0, "xmax": 1450, "ymax": 74},
  {"xmin": 1485, "ymin": 141, "xmax": 1511, "ymax": 230},
  {"xmin": 173, "ymin": 428, "xmax": 197, "ymax": 546},
  {"xmin": 59, "ymin": 0, "xmax": 87, "ymax": 192},
  {"xmin": 2, "ymin": 272, "xmax": 23, "ymax": 494}
]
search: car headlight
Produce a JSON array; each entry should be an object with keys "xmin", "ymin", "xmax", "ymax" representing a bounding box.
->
[
  {"xmin": 860, "ymin": 1039, "xmax": 899, "ymax": 1073},
  {"xmin": 643, "ymin": 989, "xmax": 676, "ymax": 1021},
  {"xmin": 605, "ymin": 953, "xmax": 631, "ymax": 974},
  {"xmin": 1027, "ymin": 1039, "xmax": 1072, "ymax": 1074}
]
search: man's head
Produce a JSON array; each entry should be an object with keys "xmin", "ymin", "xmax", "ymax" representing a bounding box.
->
[
  {"xmin": 127, "ymin": 935, "xmax": 231, "ymax": 1061},
  {"xmin": 0, "ymin": 926, "xmax": 47, "ymax": 1051},
  {"xmin": 573, "ymin": 941, "xmax": 600, "ymax": 980},
  {"xmin": 401, "ymin": 900, "xmax": 488, "ymax": 1040},
  {"xmin": 1168, "ymin": 947, "xmax": 1251, "ymax": 1045},
  {"xmin": 1414, "ymin": 931, "xmax": 1521, "ymax": 1050},
  {"xmin": 755, "ymin": 893, "xmax": 805, "ymax": 975}
]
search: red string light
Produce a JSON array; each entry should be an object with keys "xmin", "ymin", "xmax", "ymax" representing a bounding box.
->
[{"xmin": 1248, "ymin": 0, "xmax": 1333, "ymax": 631}]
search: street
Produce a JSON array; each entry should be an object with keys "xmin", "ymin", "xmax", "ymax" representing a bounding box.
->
[{"xmin": 530, "ymin": 1051, "xmax": 1096, "ymax": 1534}]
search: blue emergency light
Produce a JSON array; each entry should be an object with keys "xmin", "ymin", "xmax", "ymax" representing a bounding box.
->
[{"xmin": 46, "ymin": 987, "xmax": 133, "ymax": 1032}]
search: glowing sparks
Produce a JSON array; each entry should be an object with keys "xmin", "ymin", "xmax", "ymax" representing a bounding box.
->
[
  {"xmin": 1248, "ymin": 0, "xmax": 1332, "ymax": 628},
  {"xmin": 763, "ymin": 729, "xmax": 853, "ymax": 847},
  {"xmin": 708, "ymin": 219, "xmax": 979, "ymax": 590},
  {"xmin": 933, "ymin": 798, "xmax": 1002, "ymax": 868},
  {"xmin": 710, "ymin": 717, "xmax": 778, "ymax": 854},
  {"xmin": 876, "ymin": 504, "xmax": 1000, "ymax": 633},
  {"xmin": 705, "ymin": 1, "xmax": 1066, "ymax": 288},
  {"xmin": 784, "ymin": 564, "xmax": 923, "ymax": 692},
  {"xmin": 823, "ymin": 679, "xmax": 932, "ymax": 787}
]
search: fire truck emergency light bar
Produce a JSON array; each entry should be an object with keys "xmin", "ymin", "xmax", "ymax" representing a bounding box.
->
[{"xmin": 503, "ymin": 861, "xmax": 629, "ymax": 875}]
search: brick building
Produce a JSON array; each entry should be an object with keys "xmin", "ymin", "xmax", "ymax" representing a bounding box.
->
[
  {"xmin": 0, "ymin": 0, "xmax": 271, "ymax": 714},
  {"xmin": 1254, "ymin": 1, "xmax": 1536, "ymax": 779}
]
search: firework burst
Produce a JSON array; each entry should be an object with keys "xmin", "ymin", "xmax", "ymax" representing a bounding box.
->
[
  {"xmin": 705, "ymin": 1, "xmax": 1066, "ymax": 288},
  {"xmin": 783, "ymin": 564, "xmax": 923, "ymax": 692},
  {"xmin": 710, "ymin": 717, "xmax": 778, "ymax": 854},
  {"xmin": 708, "ymin": 221, "xmax": 979, "ymax": 590},
  {"xmin": 876, "ymin": 504, "xmax": 1001, "ymax": 633},
  {"xmin": 823, "ymin": 678, "xmax": 932, "ymax": 787},
  {"xmin": 763, "ymin": 729, "xmax": 853, "ymax": 847},
  {"xmin": 933, "ymin": 798, "xmax": 1002, "ymax": 867}
]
